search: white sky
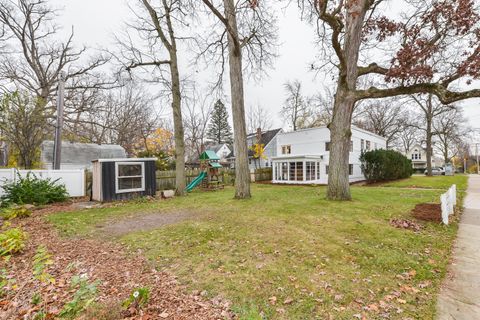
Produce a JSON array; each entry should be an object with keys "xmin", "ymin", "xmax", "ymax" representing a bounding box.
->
[{"xmin": 51, "ymin": 0, "xmax": 480, "ymax": 137}]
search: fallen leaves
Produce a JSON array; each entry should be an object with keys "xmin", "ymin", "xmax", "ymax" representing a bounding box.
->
[{"xmin": 0, "ymin": 206, "xmax": 232, "ymax": 319}]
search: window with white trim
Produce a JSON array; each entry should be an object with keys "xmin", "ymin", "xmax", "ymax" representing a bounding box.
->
[
  {"xmin": 115, "ymin": 162, "xmax": 145, "ymax": 193},
  {"xmin": 281, "ymin": 145, "xmax": 291, "ymax": 155}
]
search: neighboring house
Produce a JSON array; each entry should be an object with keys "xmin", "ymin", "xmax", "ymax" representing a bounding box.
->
[
  {"xmin": 271, "ymin": 126, "xmax": 387, "ymax": 184},
  {"xmin": 227, "ymin": 128, "xmax": 283, "ymax": 171},
  {"xmin": 40, "ymin": 141, "xmax": 126, "ymax": 170},
  {"xmin": 405, "ymin": 144, "xmax": 444, "ymax": 170},
  {"xmin": 205, "ymin": 143, "xmax": 232, "ymax": 161}
]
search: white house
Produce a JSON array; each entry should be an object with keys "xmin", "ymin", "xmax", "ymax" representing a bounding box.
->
[
  {"xmin": 405, "ymin": 144, "xmax": 445, "ymax": 170},
  {"xmin": 205, "ymin": 143, "xmax": 231, "ymax": 161},
  {"xmin": 271, "ymin": 126, "xmax": 387, "ymax": 184}
]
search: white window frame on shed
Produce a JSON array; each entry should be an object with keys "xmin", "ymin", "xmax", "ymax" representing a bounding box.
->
[{"xmin": 115, "ymin": 162, "xmax": 145, "ymax": 194}]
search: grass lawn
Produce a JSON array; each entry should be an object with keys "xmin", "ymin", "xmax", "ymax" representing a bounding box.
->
[
  {"xmin": 48, "ymin": 176, "xmax": 468, "ymax": 319},
  {"xmin": 381, "ymin": 175, "xmax": 468, "ymax": 191}
]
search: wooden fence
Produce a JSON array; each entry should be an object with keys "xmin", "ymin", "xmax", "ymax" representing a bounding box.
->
[
  {"xmin": 156, "ymin": 168, "xmax": 235, "ymax": 191},
  {"xmin": 155, "ymin": 167, "xmax": 272, "ymax": 191}
]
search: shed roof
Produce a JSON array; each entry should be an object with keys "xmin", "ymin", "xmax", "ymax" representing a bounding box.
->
[{"xmin": 200, "ymin": 150, "xmax": 220, "ymax": 160}]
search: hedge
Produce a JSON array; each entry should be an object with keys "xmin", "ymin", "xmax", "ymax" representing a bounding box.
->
[{"xmin": 360, "ymin": 149, "xmax": 413, "ymax": 183}]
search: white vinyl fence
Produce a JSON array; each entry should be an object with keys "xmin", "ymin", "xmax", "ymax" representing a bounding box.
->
[
  {"xmin": 441, "ymin": 184, "xmax": 457, "ymax": 225},
  {"xmin": 0, "ymin": 169, "xmax": 85, "ymax": 197}
]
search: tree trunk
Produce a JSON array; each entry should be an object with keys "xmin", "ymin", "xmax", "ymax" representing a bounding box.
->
[
  {"xmin": 326, "ymin": 0, "xmax": 367, "ymax": 200},
  {"xmin": 224, "ymin": 0, "xmax": 251, "ymax": 199},
  {"xmin": 426, "ymin": 117, "xmax": 433, "ymax": 176},
  {"xmin": 425, "ymin": 97, "xmax": 433, "ymax": 176},
  {"xmin": 327, "ymin": 89, "xmax": 355, "ymax": 200},
  {"xmin": 170, "ymin": 58, "xmax": 186, "ymax": 196}
]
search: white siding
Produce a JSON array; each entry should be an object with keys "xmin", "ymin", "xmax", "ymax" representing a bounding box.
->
[{"xmin": 272, "ymin": 126, "xmax": 387, "ymax": 184}]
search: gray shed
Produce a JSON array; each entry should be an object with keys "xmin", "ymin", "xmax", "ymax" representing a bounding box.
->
[{"xmin": 40, "ymin": 141, "xmax": 126, "ymax": 170}]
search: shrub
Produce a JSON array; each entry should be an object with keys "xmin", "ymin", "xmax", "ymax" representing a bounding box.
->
[
  {"xmin": 1, "ymin": 205, "xmax": 32, "ymax": 220},
  {"xmin": 0, "ymin": 227, "xmax": 27, "ymax": 256},
  {"xmin": 59, "ymin": 275, "xmax": 99, "ymax": 319},
  {"xmin": 122, "ymin": 287, "xmax": 150, "ymax": 310},
  {"xmin": 0, "ymin": 172, "xmax": 68, "ymax": 207},
  {"xmin": 360, "ymin": 149, "xmax": 413, "ymax": 183}
]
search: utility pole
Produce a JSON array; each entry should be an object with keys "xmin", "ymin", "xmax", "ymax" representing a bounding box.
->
[{"xmin": 53, "ymin": 72, "xmax": 66, "ymax": 170}]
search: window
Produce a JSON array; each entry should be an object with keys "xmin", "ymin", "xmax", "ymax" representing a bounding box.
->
[
  {"xmin": 289, "ymin": 162, "xmax": 303, "ymax": 181},
  {"xmin": 349, "ymin": 164, "xmax": 353, "ymax": 176},
  {"xmin": 306, "ymin": 162, "xmax": 316, "ymax": 181},
  {"xmin": 115, "ymin": 162, "xmax": 145, "ymax": 193},
  {"xmin": 281, "ymin": 145, "xmax": 291, "ymax": 155},
  {"xmin": 350, "ymin": 140, "xmax": 353, "ymax": 152},
  {"xmin": 325, "ymin": 142, "xmax": 331, "ymax": 151},
  {"xmin": 361, "ymin": 139, "xmax": 365, "ymax": 152},
  {"xmin": 325, "ymin": 165, "xmax": 329, "ymax": 175},
  {"xmin": 316, "ymin": 162, "xmax": 321, "ymax": 179},
  {"xmin": 366, "ymin": 140, "xmax": 371, "ymax": 151}
]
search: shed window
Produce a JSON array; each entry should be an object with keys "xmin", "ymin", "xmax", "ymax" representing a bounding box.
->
[{"xmin": 115, "ymin": 162, "xmax": 145, "ymax": 193}]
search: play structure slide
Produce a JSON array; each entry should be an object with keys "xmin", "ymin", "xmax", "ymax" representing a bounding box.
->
[{"xmin": 186, "ymin": 171, "xmax": 207, "ymax": 192}]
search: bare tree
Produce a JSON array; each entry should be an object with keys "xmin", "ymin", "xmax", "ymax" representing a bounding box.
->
[
  {"xmin": 0, "ymin": 0, "xmax": 111, "ymax": 108},
  {"xmin": 281, "ymin": 80, "xmax": 312, "ymax": 131},
  {"xmin": 354, "ymin": 99, "xmax": 407, "ymax": 148},
  {"xmin": 410, "ymin": 94, "xmax": 455, "ymax": 176},
  {"xmin": 0, "ymin": 91, "xmax": 51, "ymax": 168},
  {"xmin": 200, "ymin": 0, "xmax": 278, "ymax": 199},
  {"xmin": 297, "ymin": 0, "xmax": 480, "ymax": 200},
  {"xmin": 434, "ymin": 108, "xmax": 467, "ymax": 164},
  {"xmin": 394, "ymin": 121, "xmax": 418, "ymax": 155},
  {"xmin": 246, "ymin": 104, "xmax": 273, "ymax": 134},
  {"xmin": 183, "ymin": 86, "xmax": 213, "ymax": 161},
  {"xmin": 116, "ymin": 0, "xmax": 190, "ymax": 195}
]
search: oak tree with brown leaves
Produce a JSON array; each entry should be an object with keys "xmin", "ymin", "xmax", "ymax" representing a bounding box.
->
[{"xmin": 299, "ymin": 0, "xmax": 480, "ymax": 200}]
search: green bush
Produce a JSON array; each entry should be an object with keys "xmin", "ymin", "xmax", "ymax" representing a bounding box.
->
[
  {"xmin": 0, "ymin": 227, "xmax": 27, "ymax": 256},
  {"xmin": 0, "ymin": 172, "xmax": 68, "ymax": 207},
  {"xmin": 360, "ymin": 149, "xmax": 413, "ymax": 183}
]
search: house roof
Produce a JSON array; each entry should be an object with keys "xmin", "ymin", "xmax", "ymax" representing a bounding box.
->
[
  {"xmin": 205, "ymin": 142, "xmax": 229, "ymax": 154},
  {"xmin": 41, "ymin": 141, "xmax": 126, "ymax": 165},
  {"xmin": 200, "ymin": 150, "xmax": 220, "ymax": 160},
  {"xmin": 229, "ymin": 128, "xmax": 282, "ymax": 158}
]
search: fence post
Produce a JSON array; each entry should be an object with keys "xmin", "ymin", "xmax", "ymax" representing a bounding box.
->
[{"xmin": 441, "ymin": 193, "xmax": 449, "ymax": 225}]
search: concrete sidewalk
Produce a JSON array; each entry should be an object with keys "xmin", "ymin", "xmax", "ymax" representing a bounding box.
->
[{"xmin": 436, "ymin": 175, "xmax": 480, "ymax": 319}]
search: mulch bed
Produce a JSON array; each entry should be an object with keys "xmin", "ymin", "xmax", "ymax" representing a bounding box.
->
[
  {"xmin": 0, "ymin": 204, "xmax": 233, "ymax": 319},
  {"xmin": 411, "ymin": 203, "xmax": 442, "ymax": 222}
]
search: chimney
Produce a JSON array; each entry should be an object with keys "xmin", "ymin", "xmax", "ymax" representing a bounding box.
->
[{"xmin": 256, "ymin": 128, "xmax": 262, "ymax": 144}]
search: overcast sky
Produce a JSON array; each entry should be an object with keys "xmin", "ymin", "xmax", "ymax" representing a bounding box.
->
[{"xmin": 51, "ymin": 0, "xmax": 480, "ymax": 140}]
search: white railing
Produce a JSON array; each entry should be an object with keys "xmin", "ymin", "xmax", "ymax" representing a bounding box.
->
[
  {"xmin": 0, "ymin": 168, "xmax": 85, "ymax": 197},
  {"xmin": 441, "ymin": 184, "xmax": 457, "ymax": 225}
]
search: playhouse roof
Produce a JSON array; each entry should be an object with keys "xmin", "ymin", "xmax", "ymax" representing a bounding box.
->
[
  {"xmin": 200, "ymin": 150, "xmax": 220, "ymax": 160},
  {"xmin": 209, "ymin": 162, "xmax": 223, "ymax": 168}
]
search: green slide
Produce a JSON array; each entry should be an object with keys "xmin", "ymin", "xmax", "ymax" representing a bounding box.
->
[{"xmin": 186, "ymin": 171, "xmax": 207, "ymax": 192}]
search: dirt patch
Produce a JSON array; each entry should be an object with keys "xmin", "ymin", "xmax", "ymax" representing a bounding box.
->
[
  {"xmin": 0, "ymin": 206, "xmax": 231, "ymax": 319},
  {"xmin": 97, "ymin": 210, "xmax": 199, "ymax": 237},
  {"xmin": 411, "ymin": 203, "xmax": 442, "ymax": 222}
]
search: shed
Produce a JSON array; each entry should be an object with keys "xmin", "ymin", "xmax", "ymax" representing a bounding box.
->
[{"xmin": 92, "ymin": 158, "xmax": 157, "ymax": 202}]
